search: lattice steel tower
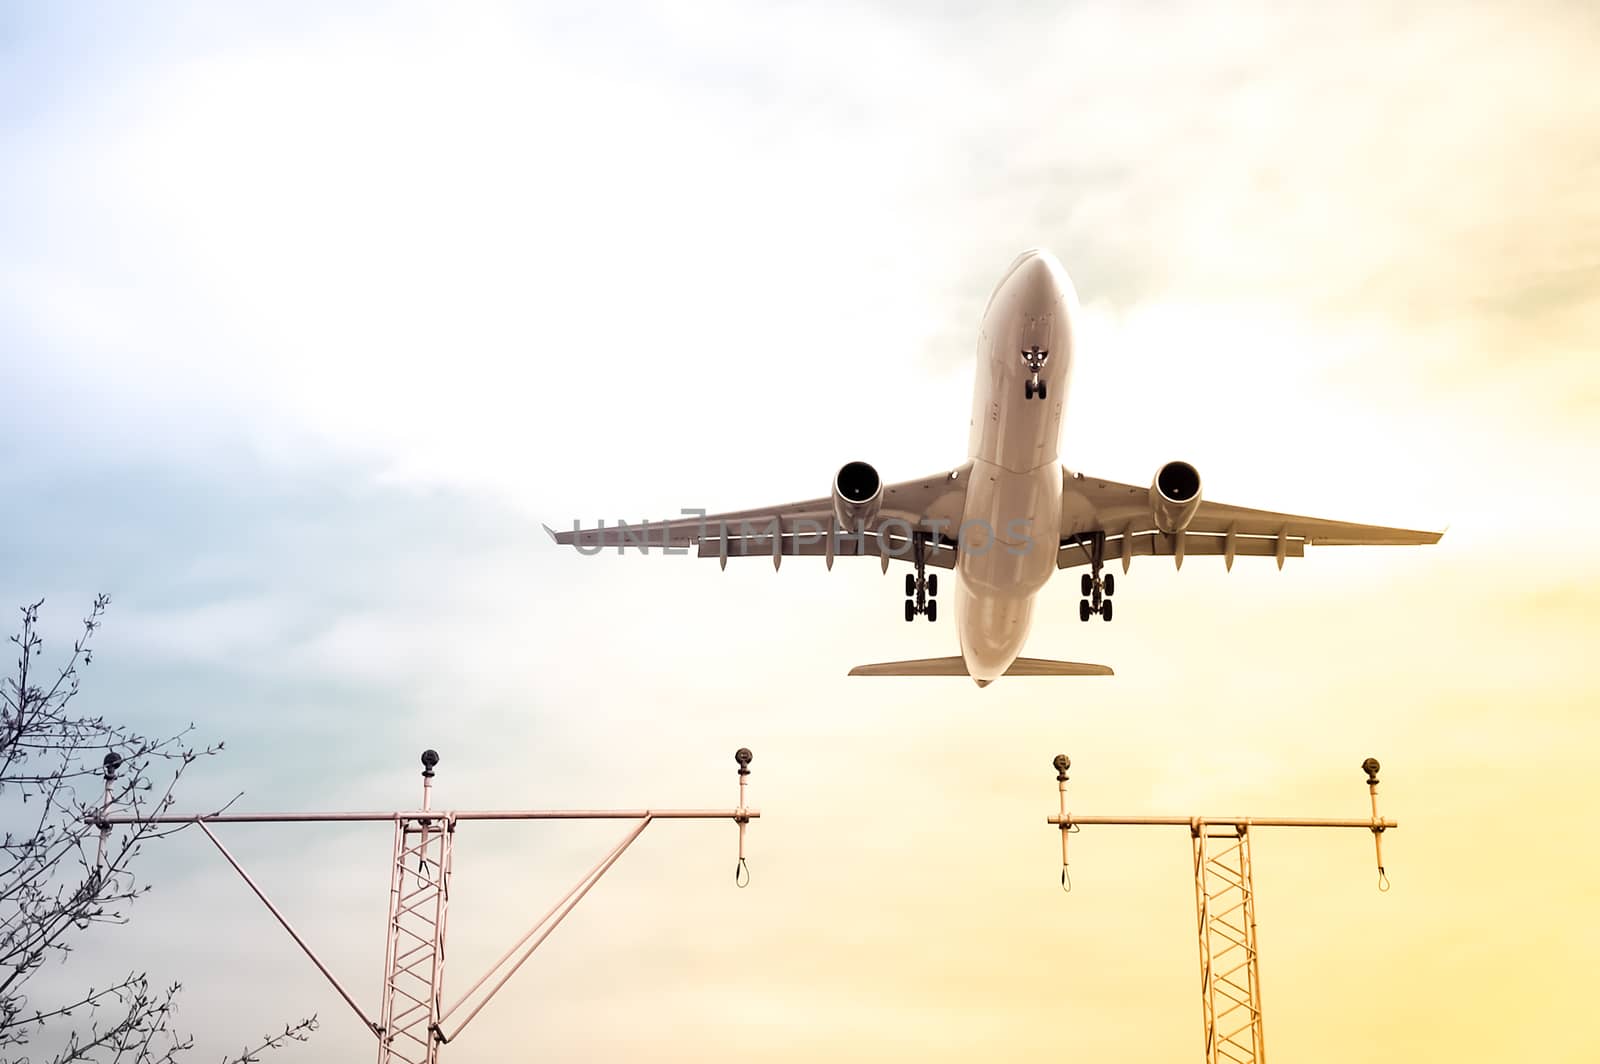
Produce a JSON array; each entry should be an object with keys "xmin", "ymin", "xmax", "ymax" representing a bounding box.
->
[
  {"xmin": 1192, "ymin": 821, "xmax": 1265, "ymax": 1064},
  {"xmin": 376, "ymin": 748, "xmax": 452, "ymax": 1063}
]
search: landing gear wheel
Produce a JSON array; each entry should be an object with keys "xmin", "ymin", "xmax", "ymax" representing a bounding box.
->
[
  {"xmin": 1081, "ymin": 573, "xmax": 1093, "ymax": 597},
  {"xmin": 1101, "ymin": 599, "xmax": 1113, "ymax": 622},
  {"xmin": 1024, "ymin": 379, "xmax": 1036, "ymax": 400},
  {"xmin": 1103, "ymin": 573, "xmax": 1115, "ymax": 597},
  {"xmin": 926, "ymin": 600, "xmax": 937, "ymax": 623},
  {"xmin": 927, "ymin": 574, "xmax": 938, "ymax": 597},
  {"xmin": 1079, "ymin": 599, "xmax": 1091, "ymax": 623},
  {"xmin": 907, "ymin": 532, "xmax": 933, "ymax": 622},
  {"xmin": 1036, "ymin": 380, "xmax": 1047, "ymax": 401}
]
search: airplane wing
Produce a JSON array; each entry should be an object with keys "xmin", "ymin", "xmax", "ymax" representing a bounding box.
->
[
  {"xmin": 546, "ymin": 464, "xmax": 973, "ymax": 571},
  {"xmin": 1057, "ymin": 470, "xmax": 1443, "ymax": 571}
]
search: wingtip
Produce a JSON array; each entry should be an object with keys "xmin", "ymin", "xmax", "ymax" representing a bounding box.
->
[{"xmin": 541, "ymin": 523, "xmax": 560, "ymax": 544}]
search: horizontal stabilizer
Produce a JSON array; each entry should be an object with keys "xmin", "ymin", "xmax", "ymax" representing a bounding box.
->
[{"xmin": 848, "ymin": 656, "xmax": 1113, "ymax": 678}]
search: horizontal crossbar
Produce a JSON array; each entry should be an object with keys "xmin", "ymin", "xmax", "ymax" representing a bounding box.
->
[
  {"xmin": 91, "ymin": 808, "xmax": 759, "ymax": 826},
  {"xmin": 1049, "ymin": 815, "xmax": 1395, "ymax": 829}
]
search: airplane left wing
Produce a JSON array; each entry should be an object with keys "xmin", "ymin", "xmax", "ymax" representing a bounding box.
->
[
  {"xmin": 1057, "ymin": 470, "xmax": 1442, "ymax": 571},
  {"xmin": 546, "ymin": 465, "xmax": 973, "ymax": 571}
]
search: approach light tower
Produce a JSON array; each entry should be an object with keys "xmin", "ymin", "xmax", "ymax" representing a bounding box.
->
[
  {"xmin": 1046, "ymin": 754, "xmax": 1394, "ymax": 1064},
  {"xmin": 90, "ymin": 747, "xmax": 760, "ymax": 1064}
]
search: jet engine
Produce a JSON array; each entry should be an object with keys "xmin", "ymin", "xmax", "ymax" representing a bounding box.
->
[
  {"xmin": 1149, "ymin": 460, "xmax": 1202, "ymax": 534},
  {"xmin": 833, "ymin": 461, "xmax": 883, "ymax": 529}
]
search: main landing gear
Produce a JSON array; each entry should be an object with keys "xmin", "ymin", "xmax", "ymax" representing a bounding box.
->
[
  {"xmin": 1022, "ymin": 345, "xmax": 1049, "ymax": 401},
  {"xmin": 1075, "ymin": 532, "xmax": 1115, "ymax": 623},
  {"xmin": 904, "ymin": 533, "xmax": 938, "ymax": 622}
]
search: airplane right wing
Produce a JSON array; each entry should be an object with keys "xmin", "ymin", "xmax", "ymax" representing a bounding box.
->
[
  {"xmin": 1057, "ymin": 470, "xmax": 1443, "ymax": 571},
  {"xmin": 545, "ymin": 464, "xmax": 973, "ymax": 572}
]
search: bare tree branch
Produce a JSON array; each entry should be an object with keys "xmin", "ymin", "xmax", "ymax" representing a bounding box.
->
[{"xmin": 0, "ymin": 598, "xmax": 315, "ymax": 1062}]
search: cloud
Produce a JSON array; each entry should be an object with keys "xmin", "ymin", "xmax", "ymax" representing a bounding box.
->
[{"xmin": 5, "ymin": 1, "xmax": 1593, "ymax": 523}]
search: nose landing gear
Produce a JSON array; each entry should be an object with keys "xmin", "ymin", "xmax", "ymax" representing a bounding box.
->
[
  {"xmin": 1074, "ymin": 532, "xmax": 1115, "ymax": 622},
  {"xmin": 1021, "ymin": 345, "xmax": 1049, "ymax": 401},
  {"xmin": 903, "ymin": 533, "xmax": 938, "ymax": 622}
]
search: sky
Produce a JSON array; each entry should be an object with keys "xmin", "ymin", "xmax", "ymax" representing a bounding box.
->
[{"xmin": 2, "ymin": 0, "xmax": 1598, "ymax": 1060}]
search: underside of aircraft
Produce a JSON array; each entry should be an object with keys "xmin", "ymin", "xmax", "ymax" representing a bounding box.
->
[{"xmin": 548, "ymin": 250, "xmax": 1442, "ymax": 684}]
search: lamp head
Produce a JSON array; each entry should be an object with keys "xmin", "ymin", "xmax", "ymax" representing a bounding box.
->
[
  {"xmin": 735, "ymin": 747, "xmax": 753, "ymax": 775},
  {"xmin": 421, "ymin": 749, "xmax": 440, "ymax": 777},
  {"xmin": 1053, "ymin": 754, "xmax": 1070, "ymax": 781},
  {"xmin": 1362, "ymin": 757, "xmax": 1380, "ymax": 784},
  {"xmin": 102, "ymin": 751, "xmax": 123, "ymax": 778}
]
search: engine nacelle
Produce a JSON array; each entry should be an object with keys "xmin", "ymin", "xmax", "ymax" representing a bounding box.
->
[
  {"xmin": 1149, "ymin": 460, "xmax": 1202, "ymax": 534},
  {"xmin": 833, "ymin": 461, "xmax": 883, "ymax": 529}
]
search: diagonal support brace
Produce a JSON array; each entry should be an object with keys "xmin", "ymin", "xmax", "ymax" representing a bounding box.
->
[{"xmin": 197, "ymin": 820, "xmax": 381, "ymax": 1037}]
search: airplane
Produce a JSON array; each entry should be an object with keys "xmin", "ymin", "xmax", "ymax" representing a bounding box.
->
[{"xmin": 547, "ymin": 248, "xmax": 1442, "ymax": 686}]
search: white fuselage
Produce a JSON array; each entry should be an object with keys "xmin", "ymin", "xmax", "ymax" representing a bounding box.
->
[{"xmin": 955, "ymin": 249, "xmax": 1075, "ymax": 683}]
